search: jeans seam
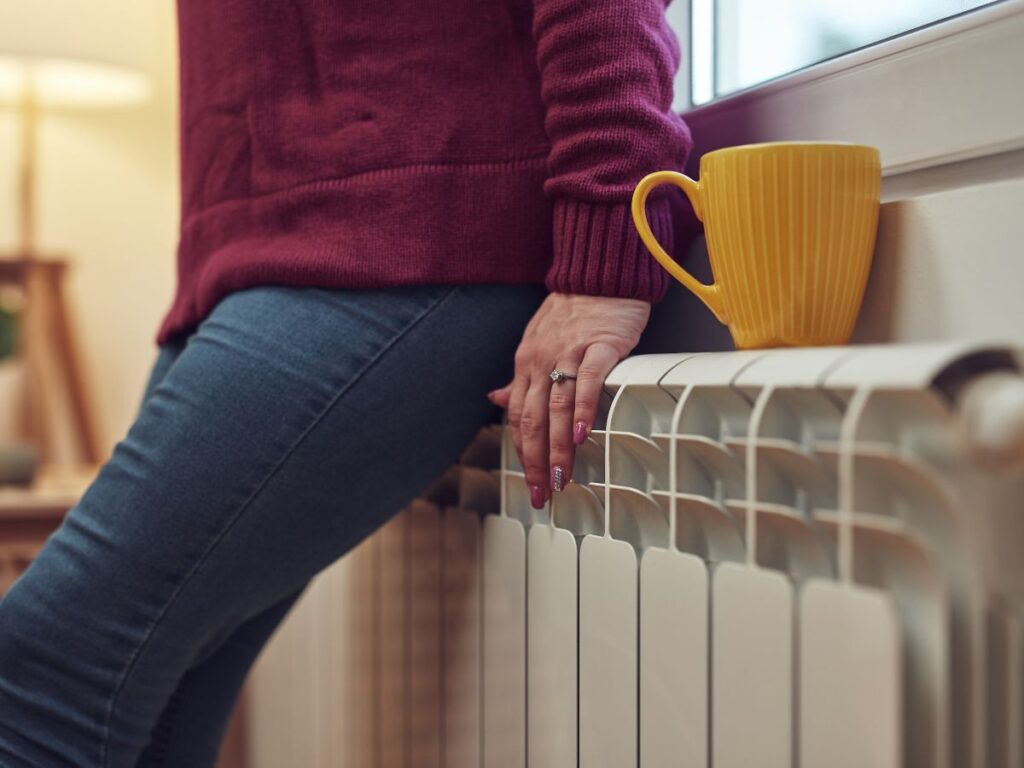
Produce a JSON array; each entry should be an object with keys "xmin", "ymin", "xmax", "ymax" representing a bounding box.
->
[{"xmin": 100, "ymin": 284, "xmax": 463, "ymax": 766}]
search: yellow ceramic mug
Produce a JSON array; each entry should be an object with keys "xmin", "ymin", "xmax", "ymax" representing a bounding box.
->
[{"xmin": 631, "ymin": 142, "xmax": 881, "ymax": 349}]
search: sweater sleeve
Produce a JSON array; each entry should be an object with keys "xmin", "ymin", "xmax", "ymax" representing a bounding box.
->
[{"xmin": 532, "ymin": 0, "xmax": 693, "ymax": 303}]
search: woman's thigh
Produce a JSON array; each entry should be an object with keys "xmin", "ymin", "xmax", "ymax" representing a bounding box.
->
[
  {"xmin": 0, "ymin": 281, "xmax": 545, "ymax": 767},
  {"xmin": 136, "ymin": 583, "xmax": 307, "ymax": 767}
]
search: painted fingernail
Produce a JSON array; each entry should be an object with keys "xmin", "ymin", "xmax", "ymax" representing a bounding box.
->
[
  {"xmin": 551, "ymin": 465, "xmax": 566, "ymax": 492},
  {"xmin": 529, "ymin": 484, "xmax": 546, "ymax": 509},
  {"xmin": 573, "ymin": 420, "xmax": 589, "ymax": 445}
]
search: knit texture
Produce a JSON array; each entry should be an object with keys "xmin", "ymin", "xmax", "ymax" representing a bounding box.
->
[{"xmin": 160, "ymin": 0, "xmax": 693, "ymax": 343}]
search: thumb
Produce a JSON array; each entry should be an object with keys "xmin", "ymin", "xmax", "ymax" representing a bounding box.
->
[{"xmin": 487, "ymin": 382, "xmax": 513, "ymax": 408}]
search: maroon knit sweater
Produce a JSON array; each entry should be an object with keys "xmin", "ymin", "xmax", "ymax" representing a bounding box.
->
[{"xmin": 159, "ymin": 0, "xmax": 692, "ymax": 344}]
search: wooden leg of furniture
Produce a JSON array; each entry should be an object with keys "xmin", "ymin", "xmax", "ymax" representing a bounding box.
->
[
  {"xmin": 43, "ymin": 263, "xmax": 101, "ymax": 463},
  {"xmin": 5, "ymin": 257, "xmax": 101, "ymax": 466}
]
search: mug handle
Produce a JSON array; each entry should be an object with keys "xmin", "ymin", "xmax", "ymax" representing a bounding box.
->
[{"xmin": 631, "ymin": 170, "xmax": 727, "ymax": 323}]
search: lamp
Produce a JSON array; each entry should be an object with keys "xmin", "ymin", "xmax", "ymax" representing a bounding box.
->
[
  {"xmin": 0, "ymin": 1, "xmax": 152, "ymax": 465},
  {"xmin": 0, "ymin": 0, "xmax": 152, "ymax": 254}
]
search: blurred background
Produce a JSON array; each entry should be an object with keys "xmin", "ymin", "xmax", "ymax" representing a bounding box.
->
[{"xmin": 0, "ymin": 0, "xmax": 177, "ymax": 470}]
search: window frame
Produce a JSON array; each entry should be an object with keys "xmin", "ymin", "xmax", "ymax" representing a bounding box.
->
[{"xmin": 675, "ymin": 0, "xmax": 1024, "ymax": 178}]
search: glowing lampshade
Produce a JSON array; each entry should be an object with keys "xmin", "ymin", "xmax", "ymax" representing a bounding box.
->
[
  {"xmin": 0, "ymin": 0, "xmax": 154, "ymax": 253},
  {"xmin": 0, "ymin": 0, "xmax": 152, "ymax": 107}
]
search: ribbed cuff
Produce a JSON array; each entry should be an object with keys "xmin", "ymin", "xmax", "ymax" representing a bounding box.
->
[{"xmin": 544, "ymin": 197, "xmax": 673, "ymax": 304}]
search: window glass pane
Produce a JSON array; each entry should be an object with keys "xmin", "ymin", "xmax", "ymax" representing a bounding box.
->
[{"xmin": 688, "ymin": 0, "xmax": 998, "ymax": 106}]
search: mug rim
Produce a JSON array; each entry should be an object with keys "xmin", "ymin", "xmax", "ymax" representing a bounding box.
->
[{"xmin": 702, "ymin": 140, "xmax": 879, "ymax": 158}]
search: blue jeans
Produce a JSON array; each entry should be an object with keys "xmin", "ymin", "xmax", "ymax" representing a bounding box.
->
[{"xmin": 0, "ymin": 282, "xmax": 545, "ymax": 766}]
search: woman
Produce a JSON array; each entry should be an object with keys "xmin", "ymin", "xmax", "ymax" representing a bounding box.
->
[{"xmin": 0, "ymin": 0, "xmax": 691, "ymax": 764}]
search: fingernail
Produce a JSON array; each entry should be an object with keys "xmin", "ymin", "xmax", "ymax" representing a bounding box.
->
[
  {"xmin": 551, "ymin": 465, "xmax": 566, "ymax": 492},
  {"xmin": 529, "ymin": 484, "xmax": 546, "ymax": 509},
  {"xmin": 573, "ymin": 420, "xmax": 589, "ymax": 445}
]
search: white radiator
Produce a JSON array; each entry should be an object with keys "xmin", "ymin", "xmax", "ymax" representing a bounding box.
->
[{"xmin": 247, "ymin": 342, "xmax": 1024, "ymax": 768}]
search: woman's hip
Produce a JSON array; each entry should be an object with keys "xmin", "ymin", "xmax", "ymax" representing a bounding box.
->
[{"xmin": 0, "ymin": 280, "xmax": 545, "ymax": 766}]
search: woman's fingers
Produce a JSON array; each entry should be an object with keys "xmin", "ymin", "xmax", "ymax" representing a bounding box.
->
[
  {"xmin": 506, "ymin": 370, "xmax": 530, "ymax": 474},
  {"xmin": 487, "ymin": 381, "xmax": 513, "ymax": 408},
  {"xmin": 548, "ymin": 365, "xmax": 578, "ymax": 492},
  {"xmin": 494, "ymin": 294, "xmax": 651, "ymax": 505},
  {"xmin": 520, "ymin": 376, "xmax": 553, "ymax": 509},
  {"xmin": 572, "ymin": 342, "xmax": 621, "ymax": 444},
  {"xmin": 496, "ymin": 344, "xmax": 617, "ymax": 501}
]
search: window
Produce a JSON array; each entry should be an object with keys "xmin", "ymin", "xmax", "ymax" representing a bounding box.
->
[{"xmin": 682, "ymin": 0, "xmax": 1000, "ymax": 106}]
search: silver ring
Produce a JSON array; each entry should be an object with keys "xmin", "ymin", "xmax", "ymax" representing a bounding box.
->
[{"xmin": 549, "ymin": 369, "xmax": 578, "ymax": 383}]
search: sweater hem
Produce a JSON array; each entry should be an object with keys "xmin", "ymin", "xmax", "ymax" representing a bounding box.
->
[
  {"xmin": 179, "ymin": 155, "xmax": 551, "ymax": 233},
  {"xmin": 157, "ymin": 159, "xmax": 554, "ymax": 345}
]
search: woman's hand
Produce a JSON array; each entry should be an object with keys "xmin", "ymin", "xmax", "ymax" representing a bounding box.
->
[{"xmin": 487, "ymin": 292, "xmax": 651, "ymax": 509}]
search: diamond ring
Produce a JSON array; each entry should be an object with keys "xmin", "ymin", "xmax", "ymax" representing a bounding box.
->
[{"xmin": 549, "ymin": 369, "xmax": 578, "ymax": 383}]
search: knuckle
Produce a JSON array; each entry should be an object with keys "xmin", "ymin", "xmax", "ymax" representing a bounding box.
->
[
  {"xmin": 570, "ymin": 336, "xmax": 589, "ymax": 355},
  {"xmin": 523, "ymin": 462, "xmax": 547, "ymax": 479},
  {"xmin": 531, "ymin": 359, "xmax": 552, "ymax": 378},
  {"xmin": 574, "ymin": 396, "xmax": 595, "ymax": 414},
  {"xmin": 519, "ymin": 414, "xmax": 543, "ymax": 439},
  {"xmin": 548, "ymin": 390, "xmax": 574, "ymax": 412},
  {"xmin": 577, "ymin": 362, "xmax": 605, "ymax": 380},
  {"xmin": 549, "ymin": 435, "xmax": 572, "ymax": 454}
]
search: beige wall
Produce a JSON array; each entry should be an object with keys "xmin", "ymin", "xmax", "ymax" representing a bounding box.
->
[{"xmin": 0, "ymin": 1, "xmax": 180, "ymax": 457}]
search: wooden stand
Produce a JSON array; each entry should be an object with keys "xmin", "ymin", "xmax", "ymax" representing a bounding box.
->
[{"xmin": 0, "ymin": 255, "xmax": 101, "ymax": 465}]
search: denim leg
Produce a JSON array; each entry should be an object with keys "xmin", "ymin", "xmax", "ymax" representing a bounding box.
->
[
  {"xmin": 0, "ymin": 282, "xmax": 545, "ymax": 767},
  {"xmin": 138, "ymin": 338, "xmax": 188, "ymax": 413},
  {"xmin": 135, "ymin": 585, "xmax": 306, "ymax": 767}
]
